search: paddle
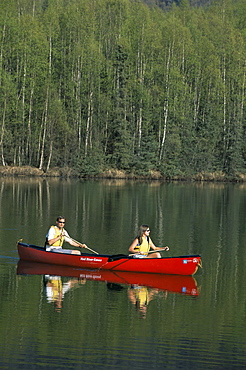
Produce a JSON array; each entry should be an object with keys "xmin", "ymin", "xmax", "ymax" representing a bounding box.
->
[
  {"xmin": 129, "ymin": 246, "xmax": 169, "ymax": 256},
  {"xmin": 108, "ymin": 247, "xmax": 169, "ymax": 262},
  {"xmin": 68, "ymin": 236, "xmax": 99, "ymax": 255}
]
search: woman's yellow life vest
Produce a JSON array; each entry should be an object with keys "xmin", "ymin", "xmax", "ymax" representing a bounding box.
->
[
  {"xmin": 134, "ymin": 236, "xmax": 150, "ymax": 256},
  {"xmin": 50, "ymin": 226, "xmax": 64, "ymax": 247}
]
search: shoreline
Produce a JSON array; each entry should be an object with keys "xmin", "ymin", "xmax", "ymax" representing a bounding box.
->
[{"xmin": 0, "ymin": 165, "xmax": 245, "ymax": 182}]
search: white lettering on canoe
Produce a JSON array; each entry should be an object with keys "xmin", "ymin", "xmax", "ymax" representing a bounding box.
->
[
  {"xmin": 80, "ymin": 257, "xmax": 103, "ymax": 262},
  {"xmin": 79, "ymin": 274, "xmax": 102, "ymax": 279}
]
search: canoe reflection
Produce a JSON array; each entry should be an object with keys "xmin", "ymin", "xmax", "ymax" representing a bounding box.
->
[{"xmin": 17, "ymin": 259, "xmax": 200, "ymax": 296}]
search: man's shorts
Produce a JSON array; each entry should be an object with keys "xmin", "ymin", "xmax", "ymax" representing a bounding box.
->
[{"xmin": 46, "ymin": 247, "xmax": 73, "ymax": 254}]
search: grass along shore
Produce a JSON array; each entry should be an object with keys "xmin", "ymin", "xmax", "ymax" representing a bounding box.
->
[{"xmin": 0, "ymin": 165, "xmax": 245, "ymax": 182}]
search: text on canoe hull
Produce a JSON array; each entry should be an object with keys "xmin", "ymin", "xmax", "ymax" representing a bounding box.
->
[{"xmin": 80, "ymin": 257, "xmax": 103, "ymax": 262}]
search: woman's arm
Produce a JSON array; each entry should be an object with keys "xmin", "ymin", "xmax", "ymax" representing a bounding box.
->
[{"xmin": 129, "ymin": 238, "xmax": 139, "ymax": 253}]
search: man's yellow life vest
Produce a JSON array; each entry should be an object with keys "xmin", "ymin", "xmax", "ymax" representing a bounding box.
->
[
  {"xmin": 48, "ymin": 278, "xmax": 62, "ymax": 301},
  {"xmin": 49, "ymin": 226, "xmax": 64, "ymax": 247}
]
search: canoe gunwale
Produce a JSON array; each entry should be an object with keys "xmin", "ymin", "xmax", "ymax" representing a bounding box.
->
[{"xmin": 18, "ymin": 241, "xmax": 200, "ymax": 260}]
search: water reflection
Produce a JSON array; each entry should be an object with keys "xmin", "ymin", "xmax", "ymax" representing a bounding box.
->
[
  {"xmin": 128, "ymin": 285, "xmax": 162, "ymax": 319},
  {"xmin": 17, "ymin": 260, "xmax": 200, "ymax": 314},
  {"xmin": 2, "ymin": 178, "xmax": 246, "ymax": 368},
  {"xmin": 43, "ymin": 275, "xmax": 86, "ymax": 311}
]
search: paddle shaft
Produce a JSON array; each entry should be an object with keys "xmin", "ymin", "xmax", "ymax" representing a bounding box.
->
[
  {"xmin": 69, "ymin": 237, "xmax": 99, "ymax": 254},
  {"xmin": 108, "ymin": 247, "xmax": 169, "ymax": 262},
  {"xmin": 129, "ymin": 247, "xmax": 169, "ymax": 256}
]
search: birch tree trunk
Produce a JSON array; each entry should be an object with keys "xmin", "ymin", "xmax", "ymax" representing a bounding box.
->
[
  {"xmin": 222, "ymin": 55, "xmax": 227, "ymax": 168},
  {"xmin": 0, "ymin": 98, "xmax": 7, "ymax": 166},
  {"xmin": 0, "ymin": 23, "xmax": 6, "ymax": 87},
  {"xmin": 159, "ymin": 43, "xmax": 172, "ymax": 162},
  {"xmin": 26, "ymin": 84, "xmax": 34, "ymax": 164},
  {"xmin": 137, "ymin": 104, "xmax": 143, "ymax": 152},
  {"xmin": 46, "ymin": 140, "xmax": 53, "ymax": 172},
  {"xmin": 76, "ymin": 58, "xmax": 82, "ymax": 150},
  {"xmin": 85, "ymin": 91, "xmax": 93, "ymax": 157},
  {"xmin": 240, "ymin": 60, "xmax": 246, "ymax": 124},
  {"xmin": 39, "ymin": 87, "xmax": 49, "ymax": 170},
  {"xmin": 39, "ymin": 34, "xmax": 52, "ymax": 170}
]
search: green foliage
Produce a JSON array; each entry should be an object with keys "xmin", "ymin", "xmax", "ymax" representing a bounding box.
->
[
  {"xmin": 0, "ymin": 0, "xmax": 246, "ymax": 177},
  {"xmin": 76, "ymin": 149, "xmax": 106, "ymax": 176}
]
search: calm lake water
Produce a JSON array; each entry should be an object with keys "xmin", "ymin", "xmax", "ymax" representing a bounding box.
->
[{"xmin": 1, "ymin": 177, "xmax": 246, "ymax": 369}]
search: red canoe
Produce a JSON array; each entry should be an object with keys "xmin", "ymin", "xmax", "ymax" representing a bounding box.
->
[
  {"xmin": 17, "ymin": 260, "xmax": 200, "ymax": 296},
  {"xmin": 17, "ymin": 241, "xmax": 201, "ymax": 276}
]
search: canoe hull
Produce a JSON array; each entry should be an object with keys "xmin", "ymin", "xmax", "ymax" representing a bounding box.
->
[{"xmin": 17, "ymin": 242, "xmax": 201, "ymax": 276}]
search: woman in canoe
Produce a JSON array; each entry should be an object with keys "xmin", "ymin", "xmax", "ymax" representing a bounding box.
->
[
  {"xmin": 129, "ymin": 224, "xmax": 169, "ymax": 258},
  {"xmin": 46, "ymin": 216, "xmax": 87, "ymax": 254}
]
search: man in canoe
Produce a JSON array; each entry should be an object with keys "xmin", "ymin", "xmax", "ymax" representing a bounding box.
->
[
  {"xmin": 129, "ymin": 224, "xmax": 169, "ymax": 258},
  {"xmin": 45, "ymin": 216, "xmax": 87, "ymax": 254}
]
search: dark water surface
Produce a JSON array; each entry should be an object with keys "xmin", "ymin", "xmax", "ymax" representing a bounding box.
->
[{"xmin": 1, "ymin": 178, "xmax": 246, "ymax": 369}]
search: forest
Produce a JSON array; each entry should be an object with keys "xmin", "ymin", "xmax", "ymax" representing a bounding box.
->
[
  {"xmin": 143, "ymin": 0, "xmax": 212, "ymax": 10},
  {"xmin": 1, "ymin": 0, "xmax": 246, "ymax": 179}
]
